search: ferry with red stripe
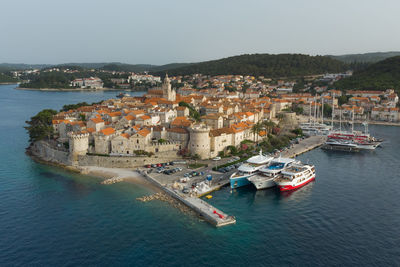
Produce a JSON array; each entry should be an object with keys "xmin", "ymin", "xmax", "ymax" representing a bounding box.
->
[{"xmin": 274, "ymin": 164, "xmax": 315, "ymax": 191}]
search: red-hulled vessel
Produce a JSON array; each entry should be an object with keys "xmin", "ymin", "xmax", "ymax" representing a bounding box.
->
[{"xmin": 274, "ymin": 163, "xmax": 315, "ymax": 191}]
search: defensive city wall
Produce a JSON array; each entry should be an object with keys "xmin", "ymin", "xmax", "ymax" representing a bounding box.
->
[{"xmin": 29, "ymin": 141, "xmax": 180, "ymax": 168}]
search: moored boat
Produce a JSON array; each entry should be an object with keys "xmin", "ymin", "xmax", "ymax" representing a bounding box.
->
[
  {"xmin": 117, "ymin": 92, "xmax": 130, "ymax": 98},
  {"xmin": 248, "ymin": 157, "xmax": 297, "ymax": 190},
  {"xmin": 230, "ymin": 151, "xmax": 273, "ymax": 189},
  {"xmin": 275, "ymin": 163, "xmax": 315, "ymax": 191}
]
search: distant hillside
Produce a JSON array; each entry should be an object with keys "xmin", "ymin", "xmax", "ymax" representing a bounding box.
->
[
  {"xmin": 0, "ymin": 73, "xmax": 19, "ymax": 83},
  {"xmin": 150, "ymin": 63, "xmax": 193, "ymax": 72},
  {"xmin": 100, "ymin": 62, "xmax": 193, "ymax": 72},
  {"xmin": 330, "ymin": 51, "xmax": 400, "ymax": 63},
  {"xmin": 101, "ymin": 63, "xmax": 156, "ymax": 72},
  {"xmin": 334, "ymin": 56, "xmax": 400, "ymax": 93},
  {"xmin": 0, "ymin": 63, "xmax": 50, "ymax": 72},
  {"xmin": 56, "ymin": 62, "xmax": 113, "ymax": 69},
  {"xmin": 151, "ymin": 54, "xmax": 349, "ymax": 78}
]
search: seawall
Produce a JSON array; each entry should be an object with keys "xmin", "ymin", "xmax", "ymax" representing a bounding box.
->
[{"xmin": 29, "ymin": 141, "xmax": 181, "ymax": 169}]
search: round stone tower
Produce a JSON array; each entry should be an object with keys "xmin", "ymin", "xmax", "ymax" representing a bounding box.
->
[
  {"xmin": 278, "ymin": 112, "xmax": 298, "ymax": 130},
  {"xmin": 68, "ymin": 132, "xmax": 89, "ymax": 160},
  {"xmin": 189, "ymin": 125, "xmax": 210, "ymax": 159}
]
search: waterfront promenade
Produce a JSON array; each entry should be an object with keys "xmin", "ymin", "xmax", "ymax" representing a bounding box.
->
[
  {"xmin": 138, "ymin": 169, "xmax": 236, "ymax": 227},
  {"xmin": 77, "ymin": 135, "xmax": 326, "ymax": 227},
  {"xmin": 281, "ymin": 135, "xmax": 327, "ymax": 158}
]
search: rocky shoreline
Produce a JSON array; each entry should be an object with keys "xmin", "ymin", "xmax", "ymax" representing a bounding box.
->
[{"xmin": 136, "ymin": 192, "xmax": 196, "ymax": 215}]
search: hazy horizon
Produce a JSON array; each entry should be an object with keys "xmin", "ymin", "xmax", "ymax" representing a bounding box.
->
[{"xmin": 2, "ymin": 0, "xmax": 400, "ymax": 65}]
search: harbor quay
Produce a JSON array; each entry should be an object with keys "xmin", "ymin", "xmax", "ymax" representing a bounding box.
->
[
  {"xmin": 138, "ymin": 168, "xmax": 236, "ymax": 227},
  {"xmin": 29, "ymin": 131, "xmax": 326, "ymax": 227},
  {"xmin": 133, "ymin": 135, "xmax": 325, "ymax": 227},
  {"xmin": 281, "ymin": 135, "xmax": 326, "ymax": 158}
]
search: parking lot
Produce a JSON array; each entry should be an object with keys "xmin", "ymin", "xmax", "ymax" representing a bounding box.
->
[{"xmin": 140, "ymin": 157, "xmax": 238, "ymax": 190}]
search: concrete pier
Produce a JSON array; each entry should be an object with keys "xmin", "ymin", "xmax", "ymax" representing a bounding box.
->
[
  {"xmin": 138, "ymin": 170, "xmax": 236, "ymax": 227},
  {"xmin": 282, "ymin": 135, "xmax": 326, "ymax": 158}
]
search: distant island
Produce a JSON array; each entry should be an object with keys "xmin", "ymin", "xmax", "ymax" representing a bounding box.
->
[
  {"xmin": 1, "ymin": 52, "xmax": 400, "ymax": 95},
  {"xmin": 7, "ymin": 53, "xmax": 351, "ymax": 91}
]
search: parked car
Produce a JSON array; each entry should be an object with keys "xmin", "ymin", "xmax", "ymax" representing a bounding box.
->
[
  {"xmin": 169, "ymin": 161, "xmax": 175, "ymax": 166},
  {"xmin": 184, "ymin": 173, "xmax": 190, "ymax": 177},
  {"xmin": 145, "ymin": 164, "xmax": 151, "ymax": 168},
  {"xmin": 157, "ymin": 163, "xmax": 162, "ymax": 167},
  {"xmin": 213, "ymin": 157, "xmax": 221, "ymax": 161},
  {"xmin": 151, "ymin": 164, "xmax": 157, "ymax": 168},
  {"xmin": 182, "ymin": 187, "xmax": 190, "ymax": 194}
]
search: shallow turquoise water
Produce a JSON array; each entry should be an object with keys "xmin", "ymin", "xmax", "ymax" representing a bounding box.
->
[{"xmin": 0, "ymin": 84, "xmax": 399, "ymax": 266}]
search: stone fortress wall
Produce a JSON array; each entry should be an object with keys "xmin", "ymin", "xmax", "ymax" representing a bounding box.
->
[
  {"xmin": 30, "ymin": 141, "xmax": 180, "ymax": 169},
  {"xmin": 188, "ymin": 125, "xmax": 211, "ymax": 159}
]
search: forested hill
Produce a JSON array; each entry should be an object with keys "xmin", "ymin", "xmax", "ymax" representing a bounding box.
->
[
  {"xmin": 151, "ymin": 54, "xmax": 349, "ymax": 78},
  {"xmin": 334, "ymin": 56, "xmax": 400, "ymax": 93},
  {"xmin": 330, "ymin": 51, "xmax": 400, "ymax": 64}
]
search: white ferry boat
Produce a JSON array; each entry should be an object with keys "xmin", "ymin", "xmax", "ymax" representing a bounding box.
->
[
  {"xmin": 247, "ymin": 157, "xmax": 297, "ymax": 190},
  {"xmin": 230, "ymin": 151, "xmax": 273, "ymax": 189},
  {"xmin": 274, "ymin": 163, "xmax": 315, "ymax": 191},
  {"xmin": 300, "ymin": 122, "xmax": 332, "ymax": 136}
]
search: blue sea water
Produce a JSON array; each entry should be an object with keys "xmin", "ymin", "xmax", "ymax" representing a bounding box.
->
[{"xmin": 0, "ymin": 84, "xmax": 399, "ymax": 266}]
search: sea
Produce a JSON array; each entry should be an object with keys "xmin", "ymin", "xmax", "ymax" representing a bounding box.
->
[{"xmin": 0, "ymin": 84, "xmax": 399, "ymax": 266}]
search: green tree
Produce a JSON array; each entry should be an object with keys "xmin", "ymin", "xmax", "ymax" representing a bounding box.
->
[
  {"xmin": 251, "ymin": 122, "xmax": 263, "ymax": 143},
  {"xmin": 323, "ymin": 103, "xmax": 332, "ymax": 117},
  {"xmin": 79, "ymin": 114, "xmax": 86, "ymax": 121},
  {"xmin": 338, "ymin": 95, "xmax": 350, "ymax": 106},
  {"xmin": 179, "ymin": 101, "xmax": 201, "ymax": 121},
  {"xmin": 261, "ymin": 120, "xmax": 276, "ymax": 135},
  {"xmin": 25, "ymin": 109, "xmax": 58, "ymax": 142}
]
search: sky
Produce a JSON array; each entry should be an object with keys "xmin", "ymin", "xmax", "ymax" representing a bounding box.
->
[{"xmin": 1, "ymin": 0, "xmax": 400, "ymax": 65}]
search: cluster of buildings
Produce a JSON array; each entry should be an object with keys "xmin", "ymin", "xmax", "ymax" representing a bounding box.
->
[
  {"xmin": 50, "ymin": 71, "xmax": 400, "ymax": 162},
  {"xmin": 52, "ymin": 75, "xmax": 282, "ymax": 160},
  {"xmin": 71, "ymin": 77, "xmax": 104, "ymax": 89},
  {"xmin": 334, "ymin": 89, "xmax": 399, "ymax": 121}
]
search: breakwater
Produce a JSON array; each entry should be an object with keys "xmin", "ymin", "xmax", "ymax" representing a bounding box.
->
[
  {"xmin": 282, "ymin": 135, "xmax": 327, "ymax": 158},
  {"xmin": 139, "ymin": 170, "xmax": 236, "ymax": 227}
]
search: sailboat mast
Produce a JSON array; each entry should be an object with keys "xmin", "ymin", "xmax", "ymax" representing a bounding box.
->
[
  {"xmin": 321, "ymin": 97, "xmax": 324, "ymax": 124},
  {"xmin": 351, "ymin": 107, "xmax": 354, "ymax": 133},
  {"xmin": 314, "ymin": 95, "xmax": 317, "ymax": 126},
  {"xmin": 331, "ymin": 94, "xmax": 335, "ymax": 128},
  {"xmin": 339, "ymin": 108, "xmax": 342, "ymax": 133}
]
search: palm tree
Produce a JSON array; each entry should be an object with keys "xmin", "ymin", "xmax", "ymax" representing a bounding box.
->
[
  {"xmin": 261, "ymin": 120, "xmax": 275, "ymax": 135},
  {"xmin": 251, "ymin": 123, "xmax": 260, "ymax": 143}
]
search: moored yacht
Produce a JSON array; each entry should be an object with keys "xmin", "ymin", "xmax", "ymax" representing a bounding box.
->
[
  {"xmin": 248, "ymin": 157, "xmax": 297, "ymax": 190},
  {"xmin": 230, "ymin": 151, "xmax": 273, "ymax": 189},
  {"xmin": 274, "ymin": 163, "xmax": 316, "ymax": 191}
]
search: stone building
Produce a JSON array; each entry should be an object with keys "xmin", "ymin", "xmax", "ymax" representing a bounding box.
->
[
  {"xmin": 68, "ymin": 131, "xmax": 89, "ymax": 161},
  {"xmin": 94, "ymin": 128, "xmax": 116, "ymax": 154},
  {"xmin": 188, "ymin": 125, "xmax": 211, "ymax": 159}
]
